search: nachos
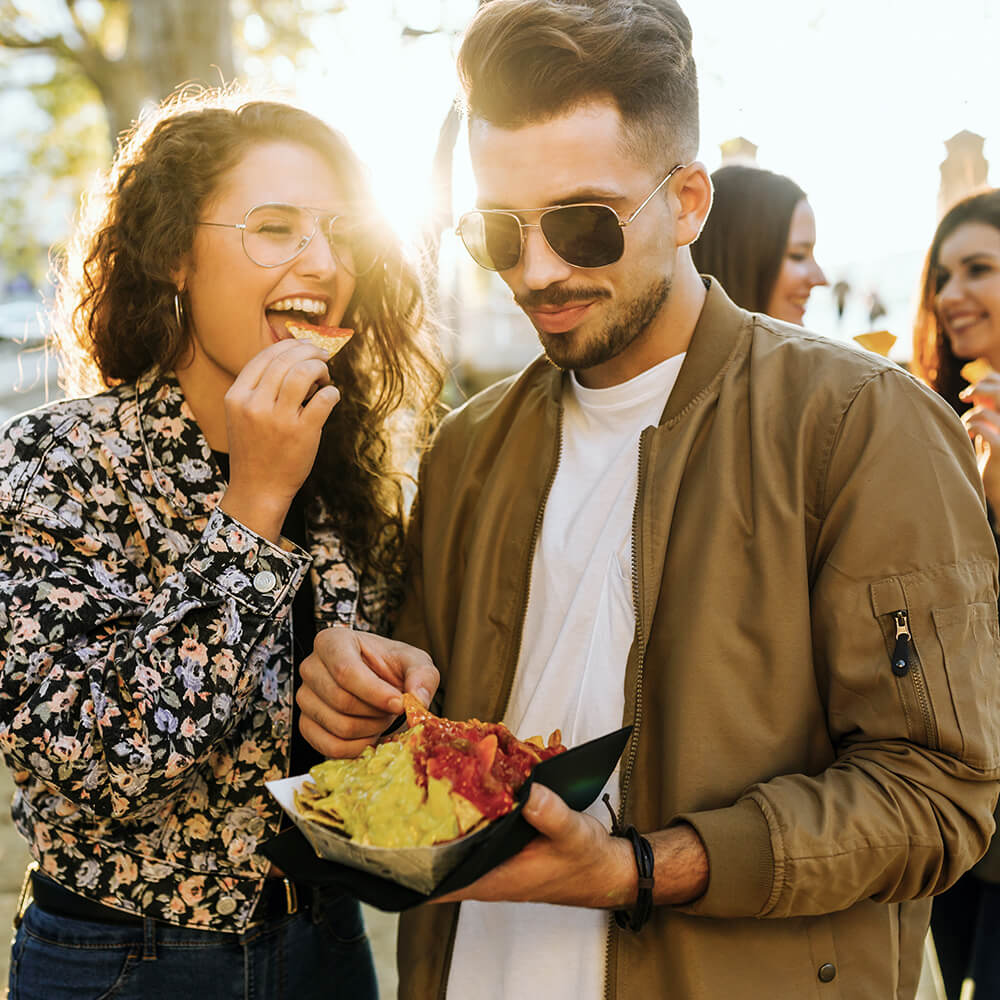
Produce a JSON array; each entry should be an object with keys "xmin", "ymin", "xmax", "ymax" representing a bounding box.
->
[{"xmin": 293, "ymin": 695, "xmax": 566, "ymax": 848}]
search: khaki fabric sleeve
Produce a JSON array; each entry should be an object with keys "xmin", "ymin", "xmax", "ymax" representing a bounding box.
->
[
  {"xmin": 676, "ymin": 370, "xmax": 1000, "ymax": 919},
  {"xmin": 390, "ymin": 452, "xmax": 433, "ymax": 661}
]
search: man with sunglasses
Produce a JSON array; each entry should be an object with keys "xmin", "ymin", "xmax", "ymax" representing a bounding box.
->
[{"xmin": 298, "ymin": 2, "xmax": 1000, "ymax": 998}]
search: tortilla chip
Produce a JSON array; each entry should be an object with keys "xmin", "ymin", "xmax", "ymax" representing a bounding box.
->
[
  {"xmin": 402, "ymin": 692, "xmax": 434, "ymax": 729},
  {"xmin": 293, "ymin": 787, "xmax": 347, "ymax": 831},
  {"xmin": 453, "ymin": 793, "xmax": 486, "ymax": 835},
  {"xmin": 285, "ymin": 321, "xmax": 354, "ymax": 356},
  {"xmin": 852, "ymin": 330, "xmax": 896, "ymax": 357},
  {"xmin": 961, "ymin": 359, "xmax": 994, "ymax": 385}
]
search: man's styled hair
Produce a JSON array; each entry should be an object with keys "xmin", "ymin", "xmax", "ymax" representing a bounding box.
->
[{"xmin": 457, "ymin": 0, "xmax": 699, "ymax": 167}]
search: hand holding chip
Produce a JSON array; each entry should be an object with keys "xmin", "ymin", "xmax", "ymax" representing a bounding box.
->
[
  {"xmin": 220, "ymin": 339, "xmax": 341, "ymax": 542},
  {"xmin": 960, "ymin": 367, "xmax": 1000, "ymax": 512},
  {"xmin": 297, "ymin": 628, "xmax": 440, "ymax": 758}
]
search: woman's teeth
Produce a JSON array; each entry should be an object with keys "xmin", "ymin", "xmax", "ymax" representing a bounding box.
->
[{"xmin": 269, "ymin": 297, "xmax": 326, "ymax": 315}]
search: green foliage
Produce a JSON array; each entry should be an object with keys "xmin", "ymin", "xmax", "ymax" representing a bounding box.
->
[{"xmin": 0, "ymin": 0, "xmax": 334, "ymax": 284}]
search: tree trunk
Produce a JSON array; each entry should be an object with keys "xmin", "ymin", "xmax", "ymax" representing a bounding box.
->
[{"xmin": 90, "ymin": 0, "xmax": 235, "ymax": 142}]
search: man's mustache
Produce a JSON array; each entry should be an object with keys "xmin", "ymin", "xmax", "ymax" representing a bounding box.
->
[{"xmin": 514, "ymin": 287, "xmax": 611, "ymax": 310}]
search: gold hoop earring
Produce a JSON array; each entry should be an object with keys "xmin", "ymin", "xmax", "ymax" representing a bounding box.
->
[{"xmin": 173, "ymin": 291, "xmax": 185, "ymax": 329}]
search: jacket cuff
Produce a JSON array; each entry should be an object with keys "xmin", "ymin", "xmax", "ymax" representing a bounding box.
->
[
  {"xmin": 671, "ymin": 797, "xmax": 774, "ymax": 917},
  {"xmin": 185, "ymin": 508, "xmax": 311, "ymax": 616}
]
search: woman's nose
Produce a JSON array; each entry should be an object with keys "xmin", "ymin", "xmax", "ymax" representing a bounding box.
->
[{"xmin": 295, "ymin": 229, "xmax": 341, "ymax": 279}]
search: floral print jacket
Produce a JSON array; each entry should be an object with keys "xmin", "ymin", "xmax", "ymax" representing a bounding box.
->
[{"xmin": 0, "ymin": 370, "xmax": 397, "ymax": 931}]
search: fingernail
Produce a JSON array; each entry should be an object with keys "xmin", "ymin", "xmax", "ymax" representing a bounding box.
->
[
  {"xmin": 525, "ymin": 784, "xmax": 549, "ymax": 815},
  {"xmin": 416, "ymin": 687, "xmax": 431, "ymax": 707},
  {"xmin": 388, "ymin": 694, "xmax": 403, "ymax": 715}
]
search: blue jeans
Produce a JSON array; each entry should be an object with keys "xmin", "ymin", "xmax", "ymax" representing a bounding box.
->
[{"xmin": 9, "ymin": 892, "xmax": 377, "ymax": 1000}]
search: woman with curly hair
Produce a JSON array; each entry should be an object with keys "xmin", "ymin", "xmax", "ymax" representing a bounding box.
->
[{"xmin": 0, "ymin": 91, "xmax": 442, "ymax": 999}]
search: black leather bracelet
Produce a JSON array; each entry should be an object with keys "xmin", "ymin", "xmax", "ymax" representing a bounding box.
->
[{"xmin": 602, "ymin": 794, "xmax": 655, "ymax": 932}]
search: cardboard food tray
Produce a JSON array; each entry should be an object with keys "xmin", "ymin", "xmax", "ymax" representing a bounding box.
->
[{"xmin": 262, "ymin": 724, "xmax": 632, "ymax": 912}]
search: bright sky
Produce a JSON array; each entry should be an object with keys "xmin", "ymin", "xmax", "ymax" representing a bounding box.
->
[{"xmin": 276, "ymin": 0, "xmax": 998, "ymax": 353}]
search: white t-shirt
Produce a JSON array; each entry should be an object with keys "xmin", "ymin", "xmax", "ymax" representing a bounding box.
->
[{"xmin": 445, "ymin": 352, "xmax": 685, "ymax": 1000}]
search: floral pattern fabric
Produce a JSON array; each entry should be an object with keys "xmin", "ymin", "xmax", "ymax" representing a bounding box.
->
[{"xmin": 0, "ymin": 370, "xmax": 398, "ymax": 930}]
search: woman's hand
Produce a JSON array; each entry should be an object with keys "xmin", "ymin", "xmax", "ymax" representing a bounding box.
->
[
  {"xmin": 220, "ymin": 339, "xmax": 339, "ymax": 542},
  {"xmin": 298, "ymin": 628, "xmax": 439, "ymax": 758},
  {"xmin": 961, "ymin": 373, "xmax": 1000, "ymax": 516}
]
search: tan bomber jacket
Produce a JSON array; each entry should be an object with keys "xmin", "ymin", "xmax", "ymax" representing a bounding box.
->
[{"xmin": 393, "ymin": 281, "xmax": 1000, "ymax": 999}]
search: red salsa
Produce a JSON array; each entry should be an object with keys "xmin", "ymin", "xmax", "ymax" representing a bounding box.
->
[{"xmin": 410, "ymin": 716, "xmax": 565, "ymax": 820}]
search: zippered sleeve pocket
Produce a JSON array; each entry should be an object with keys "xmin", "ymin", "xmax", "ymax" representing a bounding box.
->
[
  {"xmin": 932, "ymin": 603, "xmax": 1000, "ymax": 769},
  {"xmin": 872, "ymin": 579, "xmax": 939, "ymax": 751},
  {"xmin": 871, "ymin": 573, "xmax": 1000, "ymax": 768}
]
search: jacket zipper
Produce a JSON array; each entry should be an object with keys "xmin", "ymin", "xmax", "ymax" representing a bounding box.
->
[
  {"xmin": 890, "ymin": 611, "xmax": 911, "ymax": 676},
  {"xmin": 887, "ymin": 609, "xmax": 938, "ymax": 749},
  {"xmin": 436, "ymin": 404, "xmax": 565, "ymax": 1000},
  {"xmin": 493, "ymin": 405, "xmax": 565, "ymax": 726},
  {"xmin": 603, "ymin": 425, "xmax": 651, "ymax": 1000}
]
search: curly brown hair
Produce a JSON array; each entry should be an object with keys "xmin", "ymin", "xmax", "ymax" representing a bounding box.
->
[{"xmin": 53, "ymin": 88, "xmax": 444, "ymax": 577}]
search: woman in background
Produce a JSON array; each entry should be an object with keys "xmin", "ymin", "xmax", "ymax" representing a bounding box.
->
[
  {"xmin": 692, "ymin": 163, "xmax": 827, "ymax": 325},
  {"xmin": 912, "ymin": 187, "xmax": 1000, "ymax": 1000},
  {"xmin": 0, "ymin": 91, "xmax": 442, "ymax": 999}
]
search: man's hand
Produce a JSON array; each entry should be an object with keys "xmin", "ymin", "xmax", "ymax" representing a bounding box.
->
[
  {"xmin": 961, "ymin": 374, "xmax": 1000, "ymax": 515},
  {"xmin": 435, "ymin": 785, "xmax": 709, "ymax": 909},
  {"xmin": 297, "ymin": 628, "xmax": 439, "ymax": 758}
]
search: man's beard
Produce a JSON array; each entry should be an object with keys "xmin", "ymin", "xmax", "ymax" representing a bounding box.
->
[{"xmin": 534, "ymin": 276, "xmax": 671, "ymax": 373}]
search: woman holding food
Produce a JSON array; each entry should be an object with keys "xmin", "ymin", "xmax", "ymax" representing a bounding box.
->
[
  {"xmin": 0, "ymin": 91, "xmax": 442, "ymax": 998},
  {"xmin": 691, "ymin": 163, "xmax": 827, "ymax": 325},
  {"xmin": 911, "ymin": 187, "xmax": 1000, "ymax": 1000}
]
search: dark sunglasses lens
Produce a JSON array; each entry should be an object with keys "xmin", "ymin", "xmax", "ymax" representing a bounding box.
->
[
  {"xmin": 541, "ymin": 204, "xmax": 624, "ymax": 268},
  {"xmin": 459, "ymin": 213, "xmax": 522, "ymax": 271}
]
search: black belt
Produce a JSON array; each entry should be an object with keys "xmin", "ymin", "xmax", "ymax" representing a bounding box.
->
[{"xmin": 30, "ymin": 871, "xmax": 312, "ymax": 929}]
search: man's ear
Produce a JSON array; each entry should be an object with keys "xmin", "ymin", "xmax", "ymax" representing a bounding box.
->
[{"xmin": 672, "ymin": 162, "xmax": 712, "ymax": 248}]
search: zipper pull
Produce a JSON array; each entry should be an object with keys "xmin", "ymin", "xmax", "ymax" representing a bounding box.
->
[{"xmin": 891, "ymin": 611, "xmax": 911, "ymax": 676}]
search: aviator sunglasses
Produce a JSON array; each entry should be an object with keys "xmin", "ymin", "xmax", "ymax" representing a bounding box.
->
[{"xmin": 456, "ymin": 163, "xmax": 686, "ymax": 272}]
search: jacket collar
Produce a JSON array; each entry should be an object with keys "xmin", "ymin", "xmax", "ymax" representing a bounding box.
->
[
  {"xmin": 134, "ymin": 369, "xmax": 225, "ymax": 521},
  {"xmin": 660, "ymin": 277, "xmax": 752, "ymax": 425},
  {"xmin": 537, "ymin": 277, "xmax": 752, "ymax": 420}
]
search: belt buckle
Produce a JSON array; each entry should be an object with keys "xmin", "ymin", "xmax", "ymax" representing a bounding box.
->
[
  {"xmin": 248, "ymin": 877, "xmax": 299, "ymax": 929},
  {"xmin": 282, "ymin": 877, "xmax": 299, "ymax": 916},
  {"xmin": 13, "ymin": 862, "xmax": 38, "ymax": 930}
]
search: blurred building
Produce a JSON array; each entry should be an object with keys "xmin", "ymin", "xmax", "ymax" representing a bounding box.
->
[
  {"xmin": 719, "ymin": 136, "xmax": 758, "ymax": 166},
  {"xmin": 938, "ymin": 130, "xmax": 990, "ymax": 217}
]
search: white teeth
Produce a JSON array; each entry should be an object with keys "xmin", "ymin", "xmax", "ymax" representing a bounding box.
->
[
  {"xmin": 948, "ymin": 316, "xmax": 982, "ymax": 331},
  {"xmin": 269, "ymin": 297, "xmax": 325, "ymax": 315}
]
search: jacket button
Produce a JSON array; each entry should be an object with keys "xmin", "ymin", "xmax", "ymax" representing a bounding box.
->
[
  {"xmin": 217, "ymin": 895, "xmax": 237, "ymax": 915},
  {"xmin": 818, "ymin": 963, "xmax": 836, "ymax": 983},
  {"xmin": 253, "ymin": 570, "xmax": 277, "ymax": 593}
]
